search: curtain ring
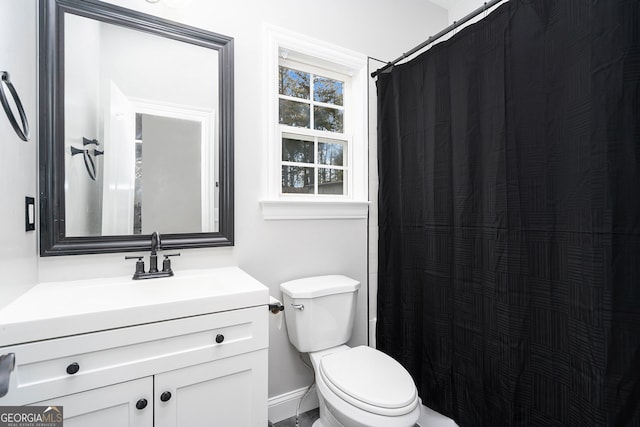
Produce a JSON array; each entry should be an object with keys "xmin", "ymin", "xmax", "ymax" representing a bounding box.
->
[{"xmin": 0, "ymin": 71, "xmax": 30, "ymax": 141}]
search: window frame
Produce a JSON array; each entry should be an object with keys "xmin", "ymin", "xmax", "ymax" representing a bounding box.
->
[{"xmin": 261, "ymin": 25, "xmax": 369, "ymax": 220}]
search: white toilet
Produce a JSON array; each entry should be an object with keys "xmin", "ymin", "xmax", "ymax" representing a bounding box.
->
[{"xmin": 281, "ymin": 275, "xmax": 420, "ymax": 427}]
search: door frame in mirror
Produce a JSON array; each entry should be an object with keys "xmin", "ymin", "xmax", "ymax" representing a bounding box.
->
[{"xmin": 39, "ymin": 0, "xmax": 234, "ymax": 256}]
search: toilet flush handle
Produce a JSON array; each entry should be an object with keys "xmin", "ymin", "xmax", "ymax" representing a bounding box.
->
[{"xmin": 291, "ymin": 304, "xmax": 304, "ymax": 311}]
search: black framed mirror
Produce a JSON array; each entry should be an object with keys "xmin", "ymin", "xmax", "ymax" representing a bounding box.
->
[{"xmin": 39, "ymin": 0, "xmax": 234, "ymax": 256}]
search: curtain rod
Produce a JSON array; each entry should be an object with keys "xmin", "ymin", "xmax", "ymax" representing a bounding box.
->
[{"xmin": 371, "ymin": 0, "xmax": 506, "ymax": 78}]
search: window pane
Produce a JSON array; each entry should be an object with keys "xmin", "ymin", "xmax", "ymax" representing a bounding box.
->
[
  {"xmin": 318, "ymin": 168, "xmax": 344, "ymax": 195},
  {"xmin": 279, "ymin": 67, "xmax": 310, "ymax": 99},
  {"xmin": 314, "ymin": 76, "xmax": 343, "ymax": 105},
  {"xmin": 318, "ymin": 140, "xmax": 345, "ymax": 166},
  {"xmin": 280, "ymin": 99, "xmax": 310, "ymax": 128},
  {"xmin": 282, "ymin": 166, "xmax": 315, "ymax": 194},
  {"xmin": 283, "ymin": 136, "xmax": 314, "ymax": 163},
  {"xmin": 314, "ymin": 106, "xmax": 343, "ymax": 132}
]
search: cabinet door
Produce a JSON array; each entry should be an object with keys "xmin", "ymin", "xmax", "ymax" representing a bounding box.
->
[
  {"xmin": 35, "ymin": 377, "xmax": 153, "ymax": 427},
  {"xmin": 155, "ymin": 349, "xmax": 267, "ymax": 427}
]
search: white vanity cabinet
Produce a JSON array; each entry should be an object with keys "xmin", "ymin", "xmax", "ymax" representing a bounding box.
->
[
  {"xmin": 36, "ymin": 377, "xmax": 154, "ymax": 427},
  {"xmin": 0, "ymin": 268, "xmax": 270, "ymax": 427},
  {"xmin": 154, "ymin": 350, "xmax": 266, "ymax": 427}
]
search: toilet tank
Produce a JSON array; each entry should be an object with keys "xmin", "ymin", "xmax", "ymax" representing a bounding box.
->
[{"xmin": 280, "ymin": 275, "xmax": 360, "ymax": 353}]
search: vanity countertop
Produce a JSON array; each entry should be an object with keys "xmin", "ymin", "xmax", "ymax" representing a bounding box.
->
[{"xmin": 0, "ymin": 267, "xmax": 269, "ymax": 347}]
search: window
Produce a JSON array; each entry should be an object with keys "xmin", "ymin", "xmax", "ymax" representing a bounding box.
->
[
  {"xmin": 262, "ymin": 26, "xmax": 369, "ymax": 219},
  {"xmin": 279, "ymin": 64, "xmax": 347, "ymax": 195}
]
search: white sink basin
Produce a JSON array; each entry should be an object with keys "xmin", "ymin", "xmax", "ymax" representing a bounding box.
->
[{"xmin": 0, "ymin": 267, "xmax": 269, "ymax": 346}]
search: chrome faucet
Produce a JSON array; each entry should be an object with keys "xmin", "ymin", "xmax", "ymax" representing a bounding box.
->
[{"xmin": 125, "ymin": 232, "xmax": 180, "ymax": 280}]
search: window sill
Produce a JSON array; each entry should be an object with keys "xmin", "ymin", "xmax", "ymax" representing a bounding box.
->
[{"xmin": 260, "ymin": 199, "xmax": 370, "ymax": 220}]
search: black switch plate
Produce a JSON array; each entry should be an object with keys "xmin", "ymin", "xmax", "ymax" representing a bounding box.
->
[{"xmin": 25, "ymin": 196, "xmax": 35, "ymax": 231}]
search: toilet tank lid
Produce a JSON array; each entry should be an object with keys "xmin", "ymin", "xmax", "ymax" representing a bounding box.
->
[{"xmin": 280, "ymin": 275, "xmax": 360, "ymax": 298}]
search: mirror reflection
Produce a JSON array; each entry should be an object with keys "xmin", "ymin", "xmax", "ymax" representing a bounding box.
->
[{"xmin": 64, "ymin": 13, "xmax": 219, "ymax": 237}]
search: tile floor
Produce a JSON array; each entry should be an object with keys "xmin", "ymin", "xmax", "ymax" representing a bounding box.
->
[
  {"xmin": 271, "ymin": 406, "xmax": 457, "ymax": 427},
  {"xmin": 270, "ymin": 408, "xmax": 426, "ymax": 427},
  {"xmin": 272, "ymin": 408, "xmax": 319, "ymax": 427}
]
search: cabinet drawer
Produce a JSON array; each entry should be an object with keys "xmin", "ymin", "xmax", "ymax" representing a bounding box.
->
[{"xmin": 0, "ymin": 306, "xmax": 267, "ymax": 405}]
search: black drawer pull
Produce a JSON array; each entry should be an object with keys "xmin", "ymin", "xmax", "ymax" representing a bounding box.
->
[
  {"xmin": 160, "ymin": 391, "xmax": 172, "ymax": 402},
  {"xmin": 215, "ymin": 334, "xmax": 225, "ymax": 344},
  {"xmin": 66, "ymin": 362, "xmax": 80, "ymax": 375},
  {"xmin": 136, "ymin": 399, "xmax": 148, "ymax": 410}
]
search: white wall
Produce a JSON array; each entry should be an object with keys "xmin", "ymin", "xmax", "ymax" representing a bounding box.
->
[
  {"xmin": 446, "ymin": 0, "xmax": 494, "ymax": 24},
  {"xmin": 430, "ymin": 0, "xmax": 508, "ymax": 25},
  {"xmin": 2, "ymin": 0, "xmax": 449, "ymax": 413},
  {"xmin": 0, "ymin": 0, "xmax": 38, "ymax": 308}
]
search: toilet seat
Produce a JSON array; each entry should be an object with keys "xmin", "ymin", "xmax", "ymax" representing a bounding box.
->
[{"xmin": 318, "ymin": 346, "xmax": 418, "ymax": 417}]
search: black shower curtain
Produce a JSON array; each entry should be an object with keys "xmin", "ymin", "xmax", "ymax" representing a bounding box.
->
[{"xmin": 376, "ymin": 1, "xmax": 640, "ymax": 426}]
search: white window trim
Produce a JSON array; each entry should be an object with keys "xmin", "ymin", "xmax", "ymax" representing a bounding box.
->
[{"xmin": 261, "ymin": 24, "xmax": 369, "ymax": 220}]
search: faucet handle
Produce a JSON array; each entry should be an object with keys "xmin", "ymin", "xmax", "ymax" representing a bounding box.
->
[
  {"xmin": 125, "ymin": 255, "xmax": 146, "ymax": 276},
  {"xmin": 162, "ymin": 253, "xmax": 180, "ymax": 274}
]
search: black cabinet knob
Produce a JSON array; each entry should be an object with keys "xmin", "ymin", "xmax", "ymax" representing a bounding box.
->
[
  {"xmin": 160, "ymin": 391, "xmax": 172, "ymax": 402},
  {"xmin": 66, "ymin": 362, "xmax": 80, "ymax": 375},
  {"xmin": 136, "ymin": 399, "xmax": 148, "ymax": 410},
  {"xmin": 215, "ymin": 334, "xmax": 225, "ymax": 344}
]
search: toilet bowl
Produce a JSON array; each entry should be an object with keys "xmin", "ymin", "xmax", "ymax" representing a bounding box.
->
[
  {"xmin": 280, "ymin": 275, "xmax": 420, "ymax": 427},
  {"xmin": 309, "ymin": 346, "xmax": 420, "ymax": 427}
]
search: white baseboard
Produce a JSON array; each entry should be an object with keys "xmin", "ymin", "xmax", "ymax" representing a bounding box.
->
[{"xmin": 268, "ymin": 385, "xmax": 320, "ymax": 423}]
